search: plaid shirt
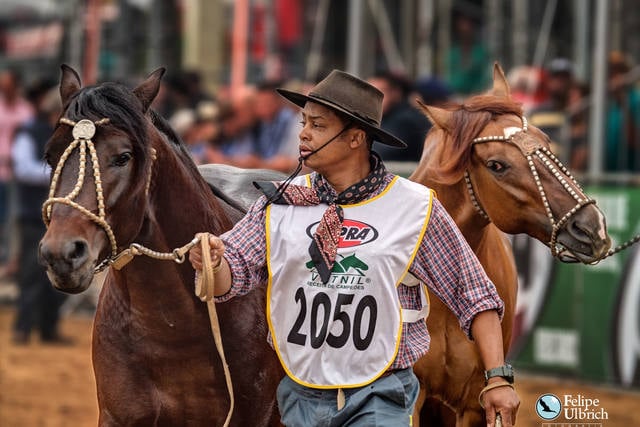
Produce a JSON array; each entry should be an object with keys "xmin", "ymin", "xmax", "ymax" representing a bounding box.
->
[{"xmin": 217, "ymin": 172, "xmax": 504, "ymax": 369}]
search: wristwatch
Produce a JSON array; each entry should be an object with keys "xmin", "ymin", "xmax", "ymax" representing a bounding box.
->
[{"xmin": 484, "ymin": 364, "xmax": 515, "ymax": 384}]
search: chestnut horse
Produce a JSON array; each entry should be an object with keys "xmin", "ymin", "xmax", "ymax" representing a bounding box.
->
[
  {"xmin": 409, "ymin": 64, "xmax": 611, "ymax": 426},
  {"xmin": 39, "ymin": 66, "xmax": 283, "ymax": 426}
]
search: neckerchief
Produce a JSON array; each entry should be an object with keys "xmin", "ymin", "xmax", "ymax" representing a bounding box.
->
[{"xmin": 255, "ymin": 152, "xmax": 387, "ymax": 284}]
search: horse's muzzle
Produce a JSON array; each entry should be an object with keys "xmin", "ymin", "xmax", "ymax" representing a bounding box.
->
[{"xmin": 39, "ymin": 237, "xmax": 95, "ymax": 293}]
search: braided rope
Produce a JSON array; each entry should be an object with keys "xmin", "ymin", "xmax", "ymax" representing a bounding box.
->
[
  {"xmin": 43, "ymin": 118, "xmax": 166, "ymax": 272},
  {"xmin": 43, "ymin": 119, "xmax": 118, "ymax": 258}
]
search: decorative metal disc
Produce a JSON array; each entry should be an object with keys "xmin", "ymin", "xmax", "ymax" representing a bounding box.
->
[{"xmin": 72, "ymin": 119, "xmax": 96, "ymax": 140}]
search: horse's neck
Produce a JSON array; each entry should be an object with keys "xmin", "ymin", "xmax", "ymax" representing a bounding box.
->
[
  {"xmin": 427, "ymin": 179, "xmax": 493, "ymax": 250},
  {"xmin": 147, "ymin": 149, "xmax": 231, "ymax": 248}
]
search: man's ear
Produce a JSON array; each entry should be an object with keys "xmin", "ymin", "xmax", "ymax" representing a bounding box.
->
[{"xmin": 349, "ymin": 128, "xmax": 368, "ymax": 149}]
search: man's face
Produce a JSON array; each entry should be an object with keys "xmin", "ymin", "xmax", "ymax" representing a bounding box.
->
[{"xmin": 298, "ymin": 102, "xmax": 357, "ymax": 172}]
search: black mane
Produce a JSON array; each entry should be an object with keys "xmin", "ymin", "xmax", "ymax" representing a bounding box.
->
[
  {"xmin": 59, "ymin": 81, "xmax": 197, "ymax": 183},
  {"xmin": 64, "ymin": 82, "xmax": 148, "ymax": 149}
]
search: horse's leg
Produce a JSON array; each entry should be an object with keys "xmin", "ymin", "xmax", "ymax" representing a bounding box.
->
[
  {"xmin": 417, "ymin": 397, "xmax": 456, "ymax": 426},
  {"xmin": 456, "ymin": 407, "xmax": 485, "ymax": 427}
]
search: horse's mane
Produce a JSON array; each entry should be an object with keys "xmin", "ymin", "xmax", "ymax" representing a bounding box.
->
[
  {"xmin": 60, "ymin": 82, "xmax": 202, "ymax": 188},
  {"xmin": 422, "ymin": 94, "xmax": 523, "ymax": 184}
]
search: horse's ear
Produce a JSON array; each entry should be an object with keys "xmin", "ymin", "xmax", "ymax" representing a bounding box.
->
[
  {"xmin": 491, "ymin": 62, "xmax": 511, "ymax": 98},
  {"xmin": 60, "ymin": 64, "xmax": 81, "ymax": 106},
  {"xmin": 416, "ymin": 100, "xmax": 453, "ymax": 132},
  {"xmin": 133, "ymin": 67, "xmax": 166, "ymax": 113}
]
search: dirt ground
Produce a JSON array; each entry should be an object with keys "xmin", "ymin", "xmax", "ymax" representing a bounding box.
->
[{"xmin": 1, "ymin": 305, "xmax": 638, "ymax": 427}]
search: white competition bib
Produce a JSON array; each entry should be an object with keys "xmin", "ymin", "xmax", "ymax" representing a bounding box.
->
[{"xmin": 266, "ymin": 175, "xmax": 433, "ymax": 388}]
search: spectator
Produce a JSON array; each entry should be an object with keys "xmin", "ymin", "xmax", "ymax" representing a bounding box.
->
[
  {"xmin": 252, "ymin": 79, "xmax": 300, "ymax": 173},
  {"xmin": 529, "ymin": 58, "xmax": 586, "ymax": 169},
  {"xmin": 12, "ymin": 80, "xmax": 70, "ymax": 345},
  {"xmin": 446, "ymin": 4, "xmax": 491, "ymax": 96},
  {"xmin": 605, "ymin": 51, "xmax": 640, "ymax": 172},
  {"xmin": 507, "ymin": 65, "xmax": 548, "ymax": 114},
  {"xmin": 209, "ymin": 86, "xmax": 260, "ymax": 167},
  {"xmin": 0, "ymin": 68, "xmax": 33, "ymax": 269},
  {"xmin": 414, "ymin": 76, "xmax": 452, "ymax": 107},
  {"xmin": 367, "ymin": 72, "xmax": 431, "ymax": 162},
  {"xmin": 185, "ymin": 101, "xmax": 223, "ymax": 165}
]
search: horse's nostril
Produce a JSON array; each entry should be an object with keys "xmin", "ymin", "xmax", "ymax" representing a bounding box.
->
[
  {"xmin": 64, "ymin": 239, "xmax": 89, "ymax": 267},
  {"xmin": 568, "ymin": 218, "xmax": 592, "ymax": 242},
  {"xmin": 39, "ymin": 241, "xmax": 53, "ymax": 265}
]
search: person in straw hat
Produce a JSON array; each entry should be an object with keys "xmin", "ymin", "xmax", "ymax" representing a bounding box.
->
[{"xmin": 189, "ymin": 70, "xmax": 519, "ymax": 426}]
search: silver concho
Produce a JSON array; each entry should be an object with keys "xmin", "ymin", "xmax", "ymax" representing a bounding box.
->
[{"xmin": 72, "ymin": 119, "xmax": 96, "ymax": 140}]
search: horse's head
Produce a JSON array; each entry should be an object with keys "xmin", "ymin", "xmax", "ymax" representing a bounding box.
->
[
  {"xmin": 413, "ymin": 63, "xmax": 611, "ymax": 264},
  {"xmin": 39, "ymin": 65, "xmax": 165, "ymax": 293}
]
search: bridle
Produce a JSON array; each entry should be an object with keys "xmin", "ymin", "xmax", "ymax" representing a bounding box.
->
[
  {"xmin": 463, "ymin": 116, "xmax": 598, "ymax": 263},
  {"xmin": 41, "ymin": 117, "xmax": 193, "ymax": 272}
]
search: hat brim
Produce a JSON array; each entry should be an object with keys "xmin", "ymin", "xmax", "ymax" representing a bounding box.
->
[{"xmin": 277, "ymin": 88, "xmax": 407, "ymax": 148}]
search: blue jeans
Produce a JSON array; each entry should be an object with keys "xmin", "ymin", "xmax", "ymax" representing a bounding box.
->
[{"xmin": 276, "ymin": 368, "xmax": 419, "ymax": 427}]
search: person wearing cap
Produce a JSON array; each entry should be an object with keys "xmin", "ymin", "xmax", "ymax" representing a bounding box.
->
[{"xmin": 189, "ymin": 70, "xmax": 519, "ymax": 426}]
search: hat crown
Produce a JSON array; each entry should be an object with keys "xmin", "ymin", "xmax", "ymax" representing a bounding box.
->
[{"xmin": 309, "ymin": 70, "xmax": 383, "ymax": 126}]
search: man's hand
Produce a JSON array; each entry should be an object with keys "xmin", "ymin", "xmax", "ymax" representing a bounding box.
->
[
  {"xmin": 189, "ymin": 233, "xmax": 225, "ymax": 271},
  {"xmin": 482, "ymin": 381, "xmax": 520, "ymax": 427}
]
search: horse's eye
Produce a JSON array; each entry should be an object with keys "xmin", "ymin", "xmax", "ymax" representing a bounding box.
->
[
  {"xmin": 486, "ymin": 160, "xmax": 508, "ymax": 174},
  {"xmin": 111, "ymin": 152, "xmax": 133, "ymax": 167}
]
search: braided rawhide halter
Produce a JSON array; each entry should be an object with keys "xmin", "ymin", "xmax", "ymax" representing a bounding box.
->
[
  {"xmin": 463, "ymin": 116, "xmax": 598, "ymax": 263},
  {"xmin": 41, "ymin": 117, "xmax": 196, "ymax": 272},
  {"xmin": 42, "ymin": 118, "xmax": 119, "ymax": 272}
]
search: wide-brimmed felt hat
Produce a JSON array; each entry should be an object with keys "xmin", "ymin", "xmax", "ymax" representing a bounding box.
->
[{"xmin": 276, "ymin": 70, "xmax": 407, "ymax": 148}]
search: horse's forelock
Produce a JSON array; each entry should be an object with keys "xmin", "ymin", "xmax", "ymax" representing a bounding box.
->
[
  {"xmin": 423, "ymin": 95, "xmax": 523, "ymax": 184},
  {"xmin": 60, "ymin": 83, "xmax": 152, "ymax": 190}
]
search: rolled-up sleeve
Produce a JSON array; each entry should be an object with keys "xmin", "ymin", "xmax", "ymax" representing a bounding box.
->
[
  {"xmin": 409, "ymin": 198, "xmax": 504, "ymax": 339},
  {"xmin": 214, "ymin": 197, "xmax": 269, "ymax": 302}
]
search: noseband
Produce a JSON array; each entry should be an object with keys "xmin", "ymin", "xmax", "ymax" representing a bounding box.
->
[
  {"xmin": 42, "ymin": 117, "xmax": 158, "ymax": 272},
  {"xmin": 463, "ymin": 116, "xmax": 596, "ymax": 262}
]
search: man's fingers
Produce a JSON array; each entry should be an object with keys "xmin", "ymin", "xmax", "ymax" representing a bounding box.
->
[
  {"xmin": 498, "ymin": 410, "xmax": 513, "ymax": 427},
  {"xmin": 485, "ymin": 407, "xmax": 497, "ymax": 427}
]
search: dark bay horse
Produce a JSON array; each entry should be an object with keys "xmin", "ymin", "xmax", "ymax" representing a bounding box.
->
[
  {"xmin": 409, "ymin": 64, "xmax": 611, "ymax": 426},
  {"xmin": 39, "ymin": 66, "xmax": 283, "ymax": 426}
]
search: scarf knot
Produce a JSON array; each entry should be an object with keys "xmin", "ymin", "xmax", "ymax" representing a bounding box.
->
[{"xmin": 254, "ymin": 152, "xmax": 387, "ymax": 284}]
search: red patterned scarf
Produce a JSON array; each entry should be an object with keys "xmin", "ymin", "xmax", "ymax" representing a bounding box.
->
[{"xmin": 255, "ymin": 153, "xmax": 387, "ymax": 284}]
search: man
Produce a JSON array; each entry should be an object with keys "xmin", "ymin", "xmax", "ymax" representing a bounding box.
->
[
  {"xmin": 252, "ymin": 79, "xmax": 301, "ymax": 173},
  {"xmin": 12, "ymin": 80, "xmax": 69, "ymax": 344},
  {"xmin": 189, "ymin": 70, "xmax": 519, "ymax": 426},
  {"xmin": 529, "ymin": 58, "xmax": 583, "ymax": 167},
  {"xmin": 0, "ymin": 68, "xmax": 33, "ymax": 270},
  {"xmin": 605, "ymin": 51, "xmax": 640, "ymax": 172},
  {"xmin": 367, "ymin": 71, "xmax": 430, "ymax": 162}
]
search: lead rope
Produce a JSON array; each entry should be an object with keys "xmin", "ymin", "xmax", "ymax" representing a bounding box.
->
[{"xmin": 194, "ymin": 233, "xmax": 234, "ymax": 427}]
